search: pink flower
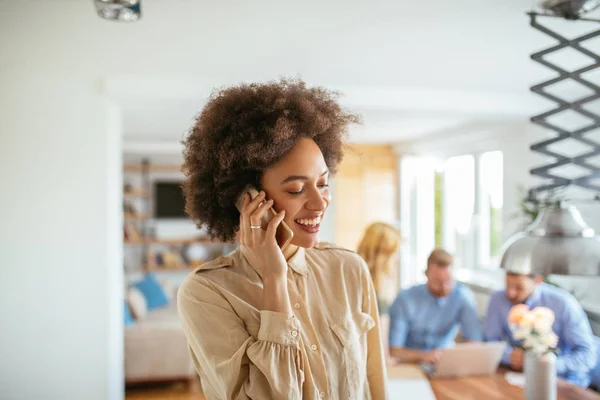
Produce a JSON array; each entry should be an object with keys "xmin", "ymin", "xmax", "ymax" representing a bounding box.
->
[
  {"xmin": 508, "ymin": 304, "xmax": 530, "ymax": 325},
  {"xmin": 508, "ymin": 305, "xmax": 558, "ymax": 354},
  {"xmin": 519, "ymin": 312, "xmax": 536, "ymax": 329},
  {"xmin": 532, "ymin": 307, "xmax": 555, "ymax": 325},
  {"xmin": 533, "ymin": 316, "xmax": 553, "ymax": 334}
]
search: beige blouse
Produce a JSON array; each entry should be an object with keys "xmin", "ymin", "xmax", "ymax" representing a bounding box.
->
[{"xmin": 177, "ymin": 242, "xmax": 389, "ymax": 400}]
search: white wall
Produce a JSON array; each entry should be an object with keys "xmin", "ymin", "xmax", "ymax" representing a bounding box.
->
[
  {"xmin": 1, "ymin": 4, "xmax": 125, "ymax": 399},
  {"xmin": 0, "ymin": 74, "xmax": 123, "ymax": 399},
  {"xmin": 105, "ymin": 103, "xmax": 125, "ymax": 400}
]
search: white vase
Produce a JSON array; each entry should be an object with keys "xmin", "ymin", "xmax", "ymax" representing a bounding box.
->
[{"xmin": 524, "ymin": 351, "xmax": 557, "ymax": 400}]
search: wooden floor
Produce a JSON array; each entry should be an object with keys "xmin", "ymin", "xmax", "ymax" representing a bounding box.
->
[
  {"xmin": 125, "ymin": 380, "xmax": 205, "ymax": 400},
  {"xmin": 125, "ymin": 373, "xmax": 600, "ymax": 400}
]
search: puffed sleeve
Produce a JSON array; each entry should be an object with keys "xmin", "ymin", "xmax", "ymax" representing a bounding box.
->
[{"xmin": 178, "ymin": 275, "xmax": 305, "ymax": 400}]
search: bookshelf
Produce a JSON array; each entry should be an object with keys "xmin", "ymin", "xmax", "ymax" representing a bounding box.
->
[
  {"xmin": 125, "ymin": 215, "xmax": 151, "ymax": 221},
  {"xmin": 124, "ymin": 164, "xmax": 182, "ymax": 173},
  {"xmin": 124, "ymin": 189, "xmax": 149, "ymax": 198},
  {"xmin": 124, "ymin": 237, "xmax": 216, "ymax": 246},
  {"xmin": 123, "ymin": 158, "xmax": 229, "ymax": 273}
]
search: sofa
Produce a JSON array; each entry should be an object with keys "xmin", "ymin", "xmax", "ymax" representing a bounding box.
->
[{"xmin": 124, "ymin": 276, "xmax": 196, "ymax": 385}]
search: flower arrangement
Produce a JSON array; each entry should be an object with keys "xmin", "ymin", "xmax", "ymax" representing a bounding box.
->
[{"xmin": 508, "ymin": 304, "xmax": 559, "ymax": 355}]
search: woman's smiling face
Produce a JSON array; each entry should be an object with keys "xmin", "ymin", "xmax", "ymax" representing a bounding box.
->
[{"xmin": 260, "ymin": 138, "xmax": 331, "ymax": 249}]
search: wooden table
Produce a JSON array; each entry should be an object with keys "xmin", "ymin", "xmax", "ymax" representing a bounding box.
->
[{"xmin": 388, "ymin": 364, "xmax": 600, "ymax": 400}]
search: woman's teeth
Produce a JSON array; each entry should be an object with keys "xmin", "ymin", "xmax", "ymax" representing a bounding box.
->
[{"xmin": 295, "ymin": 217, "xmax": 321, "ymax": 226}]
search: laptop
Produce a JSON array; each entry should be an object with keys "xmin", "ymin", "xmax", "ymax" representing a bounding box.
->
[{"xmin": 421, "ymin": 341, "xmax": 507, "ymax": 378}]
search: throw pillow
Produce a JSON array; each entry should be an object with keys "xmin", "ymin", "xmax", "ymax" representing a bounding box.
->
[
  {"xmin": 124, "ymin": 300, "xmax": 135, "ymax": 326},
  {"xmin": 161, "ymin": 279, "xmax": 175, "ymax": 302},
  {"xmin": 127, "ymin": 287, "xmax": 148, "ymax": 319},
  {"xmin": 134, "ymin": 272, "xmax": 169, "ymax": 310}
]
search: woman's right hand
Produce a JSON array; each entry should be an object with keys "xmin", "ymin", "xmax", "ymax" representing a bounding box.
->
[{"xmin": 239, "ymin": 190, "xmax": 288, "ymax": 280}]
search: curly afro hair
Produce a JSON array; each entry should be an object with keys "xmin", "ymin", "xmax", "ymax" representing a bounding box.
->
[{"xmin": 181, "ymin": 78, "xmax": 360, "ymax": 242}]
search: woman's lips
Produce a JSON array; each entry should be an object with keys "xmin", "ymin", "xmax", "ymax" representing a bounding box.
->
[{"xmin": 294, "ymin": 221, "xmax": 320, "ymax": 233}]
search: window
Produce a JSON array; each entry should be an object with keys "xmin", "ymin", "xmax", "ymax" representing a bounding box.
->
[
  {"xmin": 400, "ymin": 156, "xmax": 435, "ymax": 287},
  {"xmin": 440, "ymin": 151, "xmax": 503, "ymax": 269},
  {"xmin": 442, "ymin": 155, "xmax": 475, "ymax": 269},
  {"xmin": 434, "ymin": 171, "xmax": 443, "ymax": 247},
  {"xmin": 401, "ymin": 150, "xmax": 503, "ymax": 283},
  {"xmin": 480, "ymin": 151, "xmax": 503, "ymax": 264}
]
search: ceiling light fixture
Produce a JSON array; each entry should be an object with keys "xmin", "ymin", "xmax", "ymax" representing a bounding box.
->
[
  {"xmin": 499, "ymin": 4, "xmax": 600, "ymax": 276},
  {"xmin": 538, "ymin": 0, "xmax": 600, "ymax": 20},
  {"xmin": 94, "ymin": 0, "xmax": 141, "ymax": 22}
]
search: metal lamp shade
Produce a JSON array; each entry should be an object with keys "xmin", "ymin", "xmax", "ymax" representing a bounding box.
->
[
  {"xmin": 500, "ymin": 205, "xmax": 600, "ymax": 276},
  {"xmin": 538, "ymin": 0, "xmax": 600, "ymax": 19}
]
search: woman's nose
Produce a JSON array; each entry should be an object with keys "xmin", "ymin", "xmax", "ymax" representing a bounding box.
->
[{"xmin": 306, "ymin": 187, "xmax": 328, "ymax": 211}]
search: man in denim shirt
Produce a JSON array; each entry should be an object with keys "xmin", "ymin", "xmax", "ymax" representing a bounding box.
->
[
  {"xmin": 485, "ymin": 272, "xmax": 596, "ymax": 387},
  {"xmin": 388, "ymin": 249, "xmax": 483, "ymax": 364}
]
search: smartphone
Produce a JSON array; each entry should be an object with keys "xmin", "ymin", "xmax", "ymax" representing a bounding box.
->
[{"xmin": 235, "ymin": 186, "xmax": 294, "ymax": 251}]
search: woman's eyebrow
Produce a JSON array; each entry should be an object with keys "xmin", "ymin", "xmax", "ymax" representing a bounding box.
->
[{"xmin": 280, "ymin": 169, "xmax": 328, "ymax": 185}]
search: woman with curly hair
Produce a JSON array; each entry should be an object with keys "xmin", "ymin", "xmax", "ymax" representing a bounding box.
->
[{"xmin": 177, "ymin": 79, "xmax": 388, "ymax": 400}]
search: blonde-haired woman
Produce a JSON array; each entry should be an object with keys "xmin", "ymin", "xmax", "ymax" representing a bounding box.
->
[{"xmin": 357, "ymin": 222, "xmax": 401, "ymax": 315}]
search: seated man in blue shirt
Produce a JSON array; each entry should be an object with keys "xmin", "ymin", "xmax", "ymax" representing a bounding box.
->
[
  {"xmin": 388, "ymin": 248, "xmax": 483, "ymax": 364},
  {"xmin": 485, "ymin": 272, "xmax": 596, "ymax": 387}
]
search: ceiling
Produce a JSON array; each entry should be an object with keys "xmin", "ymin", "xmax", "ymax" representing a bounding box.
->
[{"xmin": 57, "ymin": 0, "xmax": 599, "ymax": 151}]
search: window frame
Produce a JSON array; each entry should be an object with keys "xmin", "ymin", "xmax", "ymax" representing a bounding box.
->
[
  {"xmin": 399, "ymin": 149, "xmax": 504, "ymax": 288},
  {"xmin": 439, "ymin": 150, "xmax": 503, "ymax": 271}
]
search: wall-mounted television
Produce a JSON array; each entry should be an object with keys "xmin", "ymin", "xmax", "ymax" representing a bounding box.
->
[{"xmin": 154, "ymin": 181, "xmax": 188, "ymax": 219}]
